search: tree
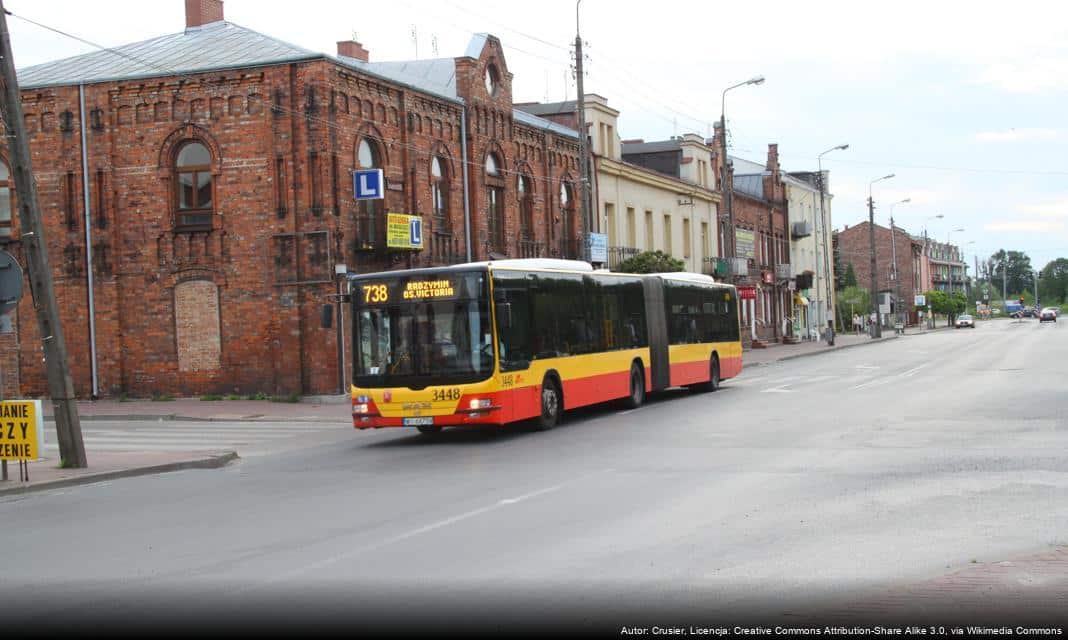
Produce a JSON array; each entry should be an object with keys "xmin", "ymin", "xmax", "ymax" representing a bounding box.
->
[
  {"xmin": 989, "ymin": 249, "xmax": 1034, "ymax": 299},
  {"xmin": 1038, "ymin": 258, "xmax": 1068, "ymax": 305},
  {"xmin": 842, "ymin": 263, "xmax": 858, "ymax": 288},
  {"xmin": 614, "ymin": 250, "xmax": 684, "ymax": 274},
  {"xmin": 833, "ymin": 232, "xmax": 845, "ymax": 291},
  {"xmin": 835, "ymin": 285, "xmax": 869, "ymax": 331},
  {"xmin": 926, "ymin": 289, "xmax": 967, "ymax": 325}
]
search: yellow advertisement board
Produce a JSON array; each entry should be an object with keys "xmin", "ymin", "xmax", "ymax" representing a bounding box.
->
[
  {"xmin": 386, "ymin": 213, "xmax": 424, "ymax": 250},
  {"xmin": 0, "ymin": 400, "xmax": 44, "ymax": 461}
]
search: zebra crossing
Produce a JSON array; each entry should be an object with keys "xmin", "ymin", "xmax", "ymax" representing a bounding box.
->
[{"xmin": 41, "ymin": 419, "xmax": 349, "ymax": 453}]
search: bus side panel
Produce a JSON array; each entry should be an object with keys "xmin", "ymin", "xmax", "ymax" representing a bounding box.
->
[
  {"xmin": 668, "ymin": 344, "xmax": 713, "ymax": 387},
  {"xmin": 719, "ymin": 341, "xmax": 744, "ymax": 380},
  {"xmin": 642, "ymin": 278, "xmax": 670, "ymax": 391}
]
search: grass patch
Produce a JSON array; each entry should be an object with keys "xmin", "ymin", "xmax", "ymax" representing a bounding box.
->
[
  {"xmin": 244, "ymin": 392, "xmax": 269, "ymax": 401},
  {"xmin": 151, "ymin": 394, "xmax": 175, "ymax": 402},
  {"xmin": 200, "ymin": 394, "xmax": 223, "ymax": 401},
  {"xmin": 118, "ymin": 392, "xmax": 131, "ymax": 402},
  {"xmin": 270, "ymin": 393, "xmax": 301, "ymax": 403},
  {"xmin": 57, "ymin": 458, "xmax": 75, "ymax": 469},
  {"xmin": 226, "ymin": 394, "xmax": 242, "ymax": 400}
]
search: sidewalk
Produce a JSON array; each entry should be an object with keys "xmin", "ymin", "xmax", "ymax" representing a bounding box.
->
[{"xmin": 742, "ymin": 323, "xmax": 951, "ymax": 367}]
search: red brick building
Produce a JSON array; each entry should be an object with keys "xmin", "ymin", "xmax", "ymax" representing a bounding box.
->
[
  {"xmin": 835, "ymin": 221, "xmax": 923, "ymax": 326},
  {"xmin": 713, "ymin": 138, "xmax": 792, "ymax": 347},
  {"xmin": 0, "ymin": 0, "xmax": 581, "ymax": 399}
]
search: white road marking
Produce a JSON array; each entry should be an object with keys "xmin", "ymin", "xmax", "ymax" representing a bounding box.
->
[{"xmin": 899, "ymin": 364, "xmax": 928, "ymax": 378}]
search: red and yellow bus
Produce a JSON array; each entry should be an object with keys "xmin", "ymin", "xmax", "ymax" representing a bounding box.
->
[{"xmin": 348, "ymin": 259, "xmax": 742, "ymax": 434}]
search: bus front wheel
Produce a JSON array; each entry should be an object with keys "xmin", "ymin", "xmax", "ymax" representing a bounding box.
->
[{"xmin": 536, "ymin": 377, "xmax": 562, "ymax": 431}]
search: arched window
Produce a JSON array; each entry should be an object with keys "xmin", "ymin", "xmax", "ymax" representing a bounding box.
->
[
  {"xmin": 431, "ymin": 156, "xmax": 448, "ymax": 224},
  {"xmin": 518, "ymin": 174, "xmax": 533, "ymax": 239},
  {"xmin": 560, "ymin": 181, "xmax": 575, "ymax": 257},
  {"xmin": 175, "ymin": 141, "xmax": 213, "ymax": 230},
  {"xmin": 485, "ymin": 153, "xmax": 504, "ymax": 253},
  {"xmin": 0, "ymin": 160, "xmax": 12, "ymax": 238},
  {"xmin": 485, "ymin": 64, "xmax": 499, "ymax": 97},
  {"xmin": 357, "ymin": 138, "xmax": 381, "ymax": 249}
]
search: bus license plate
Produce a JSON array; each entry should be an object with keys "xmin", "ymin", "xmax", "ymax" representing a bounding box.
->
[{"xmin": 403, "ymin": 417, "xmax": 434, "ymax": 426}]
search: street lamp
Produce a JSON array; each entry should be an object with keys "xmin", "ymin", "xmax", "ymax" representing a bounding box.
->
[
  {"xmin": 867, "ymin": 173, "xmax": 894, "ymax": 338},
  {"xmin": 888, "ymin": 198, "xmax": 910, "ymax": 332},
  {"xmin": 719, "ymin": 75, "xmax": 765, "ymax": 261},
  {"xmin": 921, "ymin": 213, "xmax": 944, "ymax": 326},
  {"xmin": 815, "ymin": 143, "xmax": 848, "ymax": 340}
]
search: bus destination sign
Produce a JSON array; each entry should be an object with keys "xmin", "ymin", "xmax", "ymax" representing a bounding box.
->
[{"xmin": 360, "ymin": 278, "xmax": 458, "ymax": 305}]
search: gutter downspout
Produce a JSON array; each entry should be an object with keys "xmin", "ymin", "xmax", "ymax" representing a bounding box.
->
[
  {"xmin": 461, "ymin": 105, "xmax": 472, "ymax": 262},
  {"xmin": 79, "ymin": 84, "xmax": 100, "ymax": 399}
]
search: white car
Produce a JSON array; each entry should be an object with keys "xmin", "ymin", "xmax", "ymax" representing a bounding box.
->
[{"xmin": 955, "ymin": 314, "xmax": 975, "ymax": 329}]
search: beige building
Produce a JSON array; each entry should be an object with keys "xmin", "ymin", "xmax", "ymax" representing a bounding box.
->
[
  {"xmin": 783, "ymin": 172, "xmax": 836, "ymax": 339},
  {"xmin": 515, "ymin": 95, "xmax": 721, "ymax": 274}
]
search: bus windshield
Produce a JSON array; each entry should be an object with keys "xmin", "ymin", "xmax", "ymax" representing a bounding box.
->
[{"xmin": 354, "ymin": 272, "xmax": 494, "ymax": 389}]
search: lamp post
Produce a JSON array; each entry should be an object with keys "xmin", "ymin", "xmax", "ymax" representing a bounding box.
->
[
  {"xmin": 719, "ymin": 76, "xmax": 764, "ymax": 261},
  {"xmin": 816, "ymin": 143, "xmax": 848, "ymax": 338},
  {"xmin": 922, "ymin": 213, "xmax": 943, "ymax": 328},
  {"xmin": 867, "ymin": 173, "xmax": 895, "ymax": 338},
  {"xmin": 888, "ymin": 198, "xmax": 910, "ymax": 332},
  {"xmin": 574, "ymin": 0, "xmax": 591, "ymax": 255}
]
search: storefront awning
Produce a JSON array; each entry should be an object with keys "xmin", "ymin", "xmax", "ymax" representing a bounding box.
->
[{"xmin": 793, "ymin": 295, "xmax": 809, "ymax": 306}]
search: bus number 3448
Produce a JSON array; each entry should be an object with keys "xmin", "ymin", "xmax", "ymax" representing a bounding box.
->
[{"xmin": 432, "ymin": 388, "xmax": 461, "ymax": 402}]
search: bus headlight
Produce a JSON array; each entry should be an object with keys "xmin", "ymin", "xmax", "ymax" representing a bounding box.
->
[{"xmin": 468, "ymin": 398, "xmax": 492, "ymax": 410}]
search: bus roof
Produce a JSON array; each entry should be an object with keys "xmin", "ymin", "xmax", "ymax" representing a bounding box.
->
[
  {"xmin": 345, "ymin": 258, "xmax": 594, "ymax": 282},
  {"xmin": 650, "ymin": 272, "xmax": 729, "ymax": 288}
]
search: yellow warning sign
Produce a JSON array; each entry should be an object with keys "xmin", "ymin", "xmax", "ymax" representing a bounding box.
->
[{"xmin": 0, "ymin": 400, "xmax": 43, "ymax": 460}]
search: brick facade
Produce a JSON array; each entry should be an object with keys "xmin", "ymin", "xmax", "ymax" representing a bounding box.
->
[
  {"xmin": 836, "ymin": 221, "xmax": 922, "ymax": 323},
  {"xmin": 0, "ymin": 3, "xmax": 580, "ymax": 398}
]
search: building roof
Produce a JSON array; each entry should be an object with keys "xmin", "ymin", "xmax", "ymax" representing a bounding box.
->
[
  {"xmin": 514, "ymin": 100, "xmax": 578, "ymax": 116},
  {"xmin": 17, "ymin": 21, "xmax": 321, "ymax": 89},
  {"xmin": 17, "ymin": 22, "xmax": 576, "ymax": 140},
  {"xmin": 729, "ymin": 155, "xmax": 767, "ymax": 175},
  {"xmin": 733, "ymin": 174, "xmax": 765, "ymax": 199},
  {"xmin": 622, "ymin": 140, "xmax": 680, "ymax": 155}
]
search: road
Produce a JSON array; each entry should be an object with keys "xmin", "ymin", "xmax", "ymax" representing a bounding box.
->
[{"xmin": 2, "ymin": 319, "xmax": 1066, "ymax": 633}]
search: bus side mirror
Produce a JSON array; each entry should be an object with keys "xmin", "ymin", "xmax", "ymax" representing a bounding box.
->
[
  {"xmin": 320, "ymin": 304, "xmax": 333, "ymax": 329},
  {"xmin": 497, "ymin": 302, "xmax": 513, "ymax": 329}
]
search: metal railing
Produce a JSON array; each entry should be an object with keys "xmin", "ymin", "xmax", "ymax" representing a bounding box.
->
[{"xmin": 607, "ymin": 246, "xmax": 639, "ymax": 270}]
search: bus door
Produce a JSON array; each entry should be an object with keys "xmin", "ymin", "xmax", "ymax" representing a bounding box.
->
[{"xmin": 642, "ymin": 277, "xmax": 670, "ymax": 392}]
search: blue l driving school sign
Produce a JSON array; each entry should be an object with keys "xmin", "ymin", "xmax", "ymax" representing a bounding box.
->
[{"xmin": 353, "ymin": 169, "xmax": 385, "ymax": 200}]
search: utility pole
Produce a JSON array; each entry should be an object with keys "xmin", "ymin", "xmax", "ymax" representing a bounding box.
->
[
  {"xmin": 889, "ymin": 216, "xmax": 901, "ymax": 333},
  {"xmin": 1002, "ymin": 260, "xmax": 1007, "ymax": 306},
  {"xmin": 867, "ymin": 196, "xmax": 880, "ymax": 338},
  {"xmin": 0, "ymin": 3, "xmax": 87, "ymax": 467},
  {"xmin": 574, "ymin": 0, "xmax": 591, "ymax": 258}
]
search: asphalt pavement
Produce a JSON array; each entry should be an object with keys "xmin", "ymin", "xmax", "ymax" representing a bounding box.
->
[{"xmin": 2, "ymin": 317, "xmax": 1063, "ymax": 633}]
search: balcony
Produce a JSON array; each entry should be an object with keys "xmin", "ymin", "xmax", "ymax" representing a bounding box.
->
[
  {"xmin": 518, "ymin": 239, "xmax": 545, "ymax": 259},
  {"xmin": 608, "ymin": 246, "xmax": 639, "ymax": 270},
  {"xmin": 729, "ymin": 257, "xmax": 750, "ymax": 276},
  {"xmin": 703, "ymin": 257, "xmax": 730, "ymax": 278},
  {"xmin": 775, "ymin": 263, "xmax": 793, "ymax": 280}
]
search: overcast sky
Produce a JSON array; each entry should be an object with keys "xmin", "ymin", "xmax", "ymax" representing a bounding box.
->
[{"xmin": 8, "ymin": 0, "xmax": 1068, "ymax": 272}]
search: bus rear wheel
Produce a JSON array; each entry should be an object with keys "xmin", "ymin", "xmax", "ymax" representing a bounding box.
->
[
  {"xmin": 691, "ymin": 355, "xmax": 720, "ymax": 393},
  {"xmin": 623, "ymin": 363, "xmax": 645, "ymax": 409},
  {"xmin": 536, "ymin": 377, "xmax": 562, "ymax": 431}
]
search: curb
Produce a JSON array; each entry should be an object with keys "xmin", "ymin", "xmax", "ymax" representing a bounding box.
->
[
  {"xmin": 0, "ymin": 451, "xmax": 239, "ymax": 496},
  {"xmin": 745, "ymin": 335, "xmax": 899, "ymax": 367},
  {"xmin": 44, "ymin": 414, "xmax": 350, "ymax": 423}
]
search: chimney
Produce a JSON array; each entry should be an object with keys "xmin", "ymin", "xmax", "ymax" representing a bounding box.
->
[
  {"xmin": 766, "ymin": 143, "xmax": 780, "ymax": 174},
  {"xmin": 185, "ymin": 0, "xmax": 224, "ymax": 28},
  {"xmin": 337, "ymin": 40, "xmax": 370, "ymax": 62}
]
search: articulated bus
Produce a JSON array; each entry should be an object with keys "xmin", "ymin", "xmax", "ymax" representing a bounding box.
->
[{"xmin": 348, "ymin": 259, "xmax": 742, "ymax": 434}]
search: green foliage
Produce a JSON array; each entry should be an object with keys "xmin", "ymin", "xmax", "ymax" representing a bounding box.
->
[
  {"xmin": 1038, "ymin": 258, "xmax": 1068, "ymax": 305},
  {"xmin": 151, "ymin": 394, "xmax": 175, "ymax": 402},
  {"xmin": 614, "ymin": 250, "xmax": 684, "ymax": 274},
  {"xmin": 245, "ymin": 392, "xmax": 269, "ymax": 401},
  {"xmin": 200, "ymin": 394, "xmax": 223, "ymax": 401},
  {"xmin": 118, "ymin": 392, "xmax": 131, "ymax": 403},
  {"xmin": 226, "ymin": 394, "xmax": 242, "ymax": 400},
  {"xmin": 57, "ymin": 458, "xmax": 75, "ymax": 469},
  {"xmin": 842, "ymin": 263, "xmax": 858, "ymax": 288},
  {"xmin": 835, "ymin": 285, "xmax": 870, "ymax": 329},
  {"xmin": 988, "ymin": 249, "xmax": 1034, "ymax": 298},
  {"xmin": 270, "ymin": 393, "xmax": 301, "ymax": 403},
  {"xmin": 926, "ymin": 290, "xmax": 966, "ymax": 324}
]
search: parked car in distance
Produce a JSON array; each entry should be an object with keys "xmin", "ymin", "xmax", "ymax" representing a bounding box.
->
[
  {"xmin": 1040, "ymin": 308, "xmax": 1057, "ymax": 323},
  {"xmin": 955, "ymin": 314, "xmax": 976, "ymax": 328}
]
